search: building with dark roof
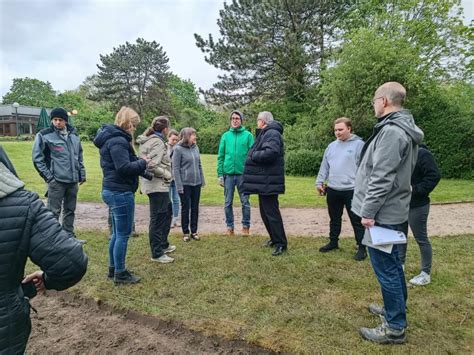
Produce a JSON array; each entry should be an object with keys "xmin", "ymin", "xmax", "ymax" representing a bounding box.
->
[{"xmin": 0, "ymin": 104, "xmax": 51, "ymax": 136}]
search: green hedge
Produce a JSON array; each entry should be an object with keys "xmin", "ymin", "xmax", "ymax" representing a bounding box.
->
[
  {"xmin": 285, "ymin": 149, "xmax": 324, "ymax": 176},
  {"xmin": 197, "ymin": 128, "xmax": 225, "ymax": 154}
]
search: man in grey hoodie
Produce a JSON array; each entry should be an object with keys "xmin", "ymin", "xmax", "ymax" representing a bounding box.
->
[
  {"xmin": 316, "ymin": 117, "xmax": 366, "ymax": 260},
  {"xmin": 353, "ymin": 82, "xmax": 424, "ymax": 344}
]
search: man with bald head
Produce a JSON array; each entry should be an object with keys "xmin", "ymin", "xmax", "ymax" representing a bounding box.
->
[{"xmin": 352, "ymin": 82, "xmax": 424, "ymax": 344}]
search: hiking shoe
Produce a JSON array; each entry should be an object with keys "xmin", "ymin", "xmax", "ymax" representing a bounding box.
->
[
  {"xmin": 359, "ymin": 324, "xmax": 406, "ymax": 344},
  {"xmin": 263, "ymin": 240, "xmax": 274, "ymax": 248},
  {"xmin": 164, "ymin": 245, "xmax": 176, "ymax": 254},
  {"xmin": 368, "ymin": 303, "xmax": 385, "ymax": 316},
  {"xmin": 183, "ymin": 234, "xmax": 191, "ymax": 242},
  {"xmin": 319, "ymin": 242, "xmax": 339, "ymax": 253},
  {"xmin": 114, "ymin": 270, "xmax": 141, "ymax": 285},
  {"xmin": 242, "ymin": 227, "xmax": 250, "ymax": 236},
  {"xmin": 191, "ymin": 233, "xmax": 200, "ymax": 241},
  {"xmin": 409, "ymin": 271, "xmax": 431, "ymax": 286},
  {"xmin": 107, "ymin": 266, "xmax": 114, "ymax": 280},
  {"xmin": 151, "ymin": 254, "xmax": 175, "ymax": 263},
  {"xmin": 354, "ymin": 246, "xmax": 367, "ymax": 261},
  {"xmin": 226, "ymin": 228, "xmax": 234, "ymax": 236}
]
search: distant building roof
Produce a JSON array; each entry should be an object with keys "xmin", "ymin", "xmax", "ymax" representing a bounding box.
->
[{"xmin": 0, "ymin": 104, "xmax": 52, "ymax": 116}]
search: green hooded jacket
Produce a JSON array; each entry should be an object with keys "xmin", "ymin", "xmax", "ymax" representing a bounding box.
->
[{"xmin": 217, "ymin": 126, "xmax": 254, "ymax": 176}]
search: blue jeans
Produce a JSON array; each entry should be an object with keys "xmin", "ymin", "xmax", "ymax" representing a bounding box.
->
[
  {"xmin": 368, "ymin": 222, "xmax": 408, "ymax": 330},
  {"xmin": 224, "ymin": 175, "xmax": 250, "ymax": 229},
  {"xmin": 102, "ymin": 190, "xmax": 135, "ymax": 273},
  {"xmin": 169, "ymin": 181, "xmax": 180, "ymax": 218}
]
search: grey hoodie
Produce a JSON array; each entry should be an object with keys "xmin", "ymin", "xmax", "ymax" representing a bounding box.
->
[
  {"xmin": 172, "ymin": 142, "xmax": 205, "ymax": 192},
  {"xmin": 352, "ymin": 110, "xmax": 424, "ymax": 225},
  {"xmin": 316, "ymin": 134, "xmax": 364, "ymax": 191}
]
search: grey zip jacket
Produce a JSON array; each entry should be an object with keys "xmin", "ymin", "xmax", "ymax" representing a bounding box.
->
[
  {"xmin": 316, "ymin": 134, "xmax": 364, "ymax": 191},
  {"xmin": 172, "ymin": 142, "xmax": 205, "ymax": 192},
  {"xmin": 352, "ymin": 110, "xmax": 424, "ymax": 225},
  {"xmin": 32, "ymin": 124, "xmax": 85, "ymax": 183}
]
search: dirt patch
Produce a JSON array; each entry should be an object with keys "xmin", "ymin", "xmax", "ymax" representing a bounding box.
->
[
  {"xmin": 27, "ymin": 292, "xmax": 276, "ymax": 354},
  {"xmin": 74, "ymin": 201, "xmax": 474, "ymax": 237}
]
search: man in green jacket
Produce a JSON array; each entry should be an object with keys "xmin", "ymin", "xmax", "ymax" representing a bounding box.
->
[{"xmin": 217, "ymin": 110, "xmax": 254, "ymax": 236}]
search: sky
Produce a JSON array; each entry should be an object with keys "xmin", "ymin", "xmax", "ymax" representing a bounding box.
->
[{"xmin": 0, "ymin": 0, "xmax": 473, "ymax": 99}]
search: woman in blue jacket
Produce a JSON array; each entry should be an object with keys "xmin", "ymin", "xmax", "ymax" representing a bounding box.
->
[{"xmin": 94, "ymin": 107, "xmax": 149, "ymax": 285}]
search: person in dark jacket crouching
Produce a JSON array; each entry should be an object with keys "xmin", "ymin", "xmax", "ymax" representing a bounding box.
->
[
  {"xmin": 242, "ymin": 111, "xmax": 287, "ymax": 256},
  {"xmin": 0, "ymin": 145, "xmax": 88, "ymax": 354},
  {"xmin": 94, "ymin": 107, "xmax": 150, "ymax": 285}
]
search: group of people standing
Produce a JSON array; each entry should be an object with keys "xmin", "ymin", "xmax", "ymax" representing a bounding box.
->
[{"xmin": 4, "ymin": 80, "xmax": 441, "ymax": 348}]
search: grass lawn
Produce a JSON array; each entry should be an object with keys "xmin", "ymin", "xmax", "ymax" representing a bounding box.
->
[
  {"xmin": 3, "ymin": 141, "xmax": 474, "ymax": 207},
  {"xmin": 47, "ymin": 231, "xmax": 474, "ymax": 353}
]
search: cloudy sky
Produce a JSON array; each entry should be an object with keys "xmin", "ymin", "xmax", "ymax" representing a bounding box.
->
[{"xmin": 0, "ymin": 0, "xmax": 473, "ymax": 99}]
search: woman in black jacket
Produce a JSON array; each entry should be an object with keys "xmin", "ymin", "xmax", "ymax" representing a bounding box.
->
[
  {"xmin": 398, "ymin": 145, "xmax": 441, "ymax": 286},
  {"xmin": 94, "ymin": 107, "xmax": 150, "ymax": 285},
  {"xmin": 242, "ymin": 111, "xmax": 287, "ymax": 256},
  {"xmin": 0, "ymin": 146, "xmax": 88, "ymax": 354}
]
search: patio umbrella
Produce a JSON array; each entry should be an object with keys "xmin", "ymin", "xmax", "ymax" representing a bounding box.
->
[{"xmin": 37, "ymin": 108, "xmax": 50, "ymax": 132}]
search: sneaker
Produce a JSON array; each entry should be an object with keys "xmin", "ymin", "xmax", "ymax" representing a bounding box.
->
[
  {"xmin": 76, "ymin": 239, "xmax": 87, "ymax": 245},
  {"xmin": 171, "ymin": 217, "xmax": 180, "ymax": 228},
  {"xmin": 114, "ymin": 270, "xmax": 141, "ymax": 285},
  {"xmin": 359, "ymin": 324, "xmax": 406, "ymax": 344},
  {"xmin": 354, "ymin": 246, "xmax": 367, "ymax": 261},
  {"xmin": 409, "ymin": 271, "xmax": 431, "ymax": 286},
  {"xmin": 368, "ymin": 303, "xmax": 385, "ymax": 316},
  {"xmin": 319, "ymin": 242, "xmax": 338, "ymax": 253},
  {"xmin": 226, "ymin": 228, "xmax": 234, "ymax": 236},
  {"xmin": 183, "ymin": 234, "xmax": 191, "ymax": 242},
  {"xmin": 191, "ymin": 233, "xmax": 200, "ymax": 241},
  {"xmin": 107, "ymin": 266, "xmax": 114, "ymax": 280},
  {"xmin": 164, "ymin": 245, "xmax": 176, "ymax": 254},
  {"xmin": 242, "ymin": 227, "xmax": 250, "ymax": 236},
  {"xmin": 151, "ymin": 254, "xmax": 175, "ymax": 263}
]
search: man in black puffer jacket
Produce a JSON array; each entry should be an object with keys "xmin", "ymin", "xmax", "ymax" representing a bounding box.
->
[
  {"xmin": 242, "ymin": 111, "xmax": 287, "ymax": 256},
  {"xmin": 0, "ymin": 145, "xmax": 88, "ymax": 354}
]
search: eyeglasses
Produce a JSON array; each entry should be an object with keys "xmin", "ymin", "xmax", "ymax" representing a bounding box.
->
[{"xmin": 371, "ymin": 96, "xmax": 384, "ymax": 105}]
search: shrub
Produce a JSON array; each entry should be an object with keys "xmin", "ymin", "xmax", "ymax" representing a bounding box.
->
[
  {"xmin": 197, "ymin": 128, "xmax": 226, "ymax": 154},
  {"xmin": 285, "ymin": 149, "xmax": 324, "ymax": 176}
]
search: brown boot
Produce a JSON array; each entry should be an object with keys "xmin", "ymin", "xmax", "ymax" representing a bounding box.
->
[
  {"xmin": 242, "ymin": 227, "xmax": 250, "ymax": 236},
  {"xmin": 226, "ymin": 228, "xmax": 234, "ymax": 236}
]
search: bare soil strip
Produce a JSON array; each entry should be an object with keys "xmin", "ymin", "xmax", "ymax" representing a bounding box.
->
[{"xmin": 28, "ymin": 292, "xmax": 276, "ymax": 354}]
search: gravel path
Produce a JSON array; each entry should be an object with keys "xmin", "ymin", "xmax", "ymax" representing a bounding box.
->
[{"xmin": 74, "ymin": 201, "xmax": 474, "ymax": 237}]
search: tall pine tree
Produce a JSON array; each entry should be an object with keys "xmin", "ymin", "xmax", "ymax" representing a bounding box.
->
[
  {"xmin": 96, "ymin": 38, "xmax": 170, "ymax": 114},
  {"xmin": 195, "ymin": 0, "xmax": 351, "ymax": 106}
]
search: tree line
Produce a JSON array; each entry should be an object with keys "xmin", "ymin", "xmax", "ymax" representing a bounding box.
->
[{"xmin": 2, "ymin": 0, "xmax": 472, "ymax": 178}]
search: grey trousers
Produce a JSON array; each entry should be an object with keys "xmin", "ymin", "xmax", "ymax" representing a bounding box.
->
[
  {"xmin": 47, "ymin": 180, "xmax": 79, "ymax": 234},
  {"xmin": 398, "ymin": 204, "xmax": 432, "ymax": 274}
]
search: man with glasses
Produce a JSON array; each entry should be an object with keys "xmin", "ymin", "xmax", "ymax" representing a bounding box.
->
[
  {"xmin": 352, "ymin": 82, "xmax": 424, "ymax": 344},
  {"xmin": 217, "ymin": 110, "xmax": 254, "ymax": 236}
]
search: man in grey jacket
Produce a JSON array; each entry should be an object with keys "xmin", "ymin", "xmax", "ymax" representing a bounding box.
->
[
  {"xmin": 316, "ymin": 117, "xmax": 366, "ymax": 260},
  {"xmin": 352, "ymin": 82, "xmax": 424, "ymax": 344},
  {"xmin": 32, "ymin": 107, "xmax": 86, "ymax": 243}
]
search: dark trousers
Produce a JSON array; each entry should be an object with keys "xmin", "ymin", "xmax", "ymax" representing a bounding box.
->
[
  {"xmin": 326, "ymin": 188, "xmax": 364, "ymax": 245},
  {"xmin": 47, "ymin": 180, "xmax": 78, "ymax": 234},
  {"xmin": 258, "ymin": 194, "xmax": 287, "ymax": 248},
  {"xmin": 398, "ymin": 204, "xmax": 432, "ymax": 274},
  {"xmin": 179, "ymin": 185, "xmax": 201, "ymax": 234},
  {"xmin": 148, "ymin": 192, "xmax": 172, "ymax": 258}
]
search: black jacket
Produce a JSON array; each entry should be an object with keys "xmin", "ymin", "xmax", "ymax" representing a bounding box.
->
[
  {"xmin": 93, "ymin": 124, "xmax": 147, "ymax": 193},
  {"xmin": 0, "ymin": 148, "xmax": 88, "ymax": 354},
  {"xmin": 410, "ymin": 145, "xmax": 441, "ymax": 208},
  {"xmin": 242, "ymin": 120, "xmax": 285, "ymax": 195}
]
